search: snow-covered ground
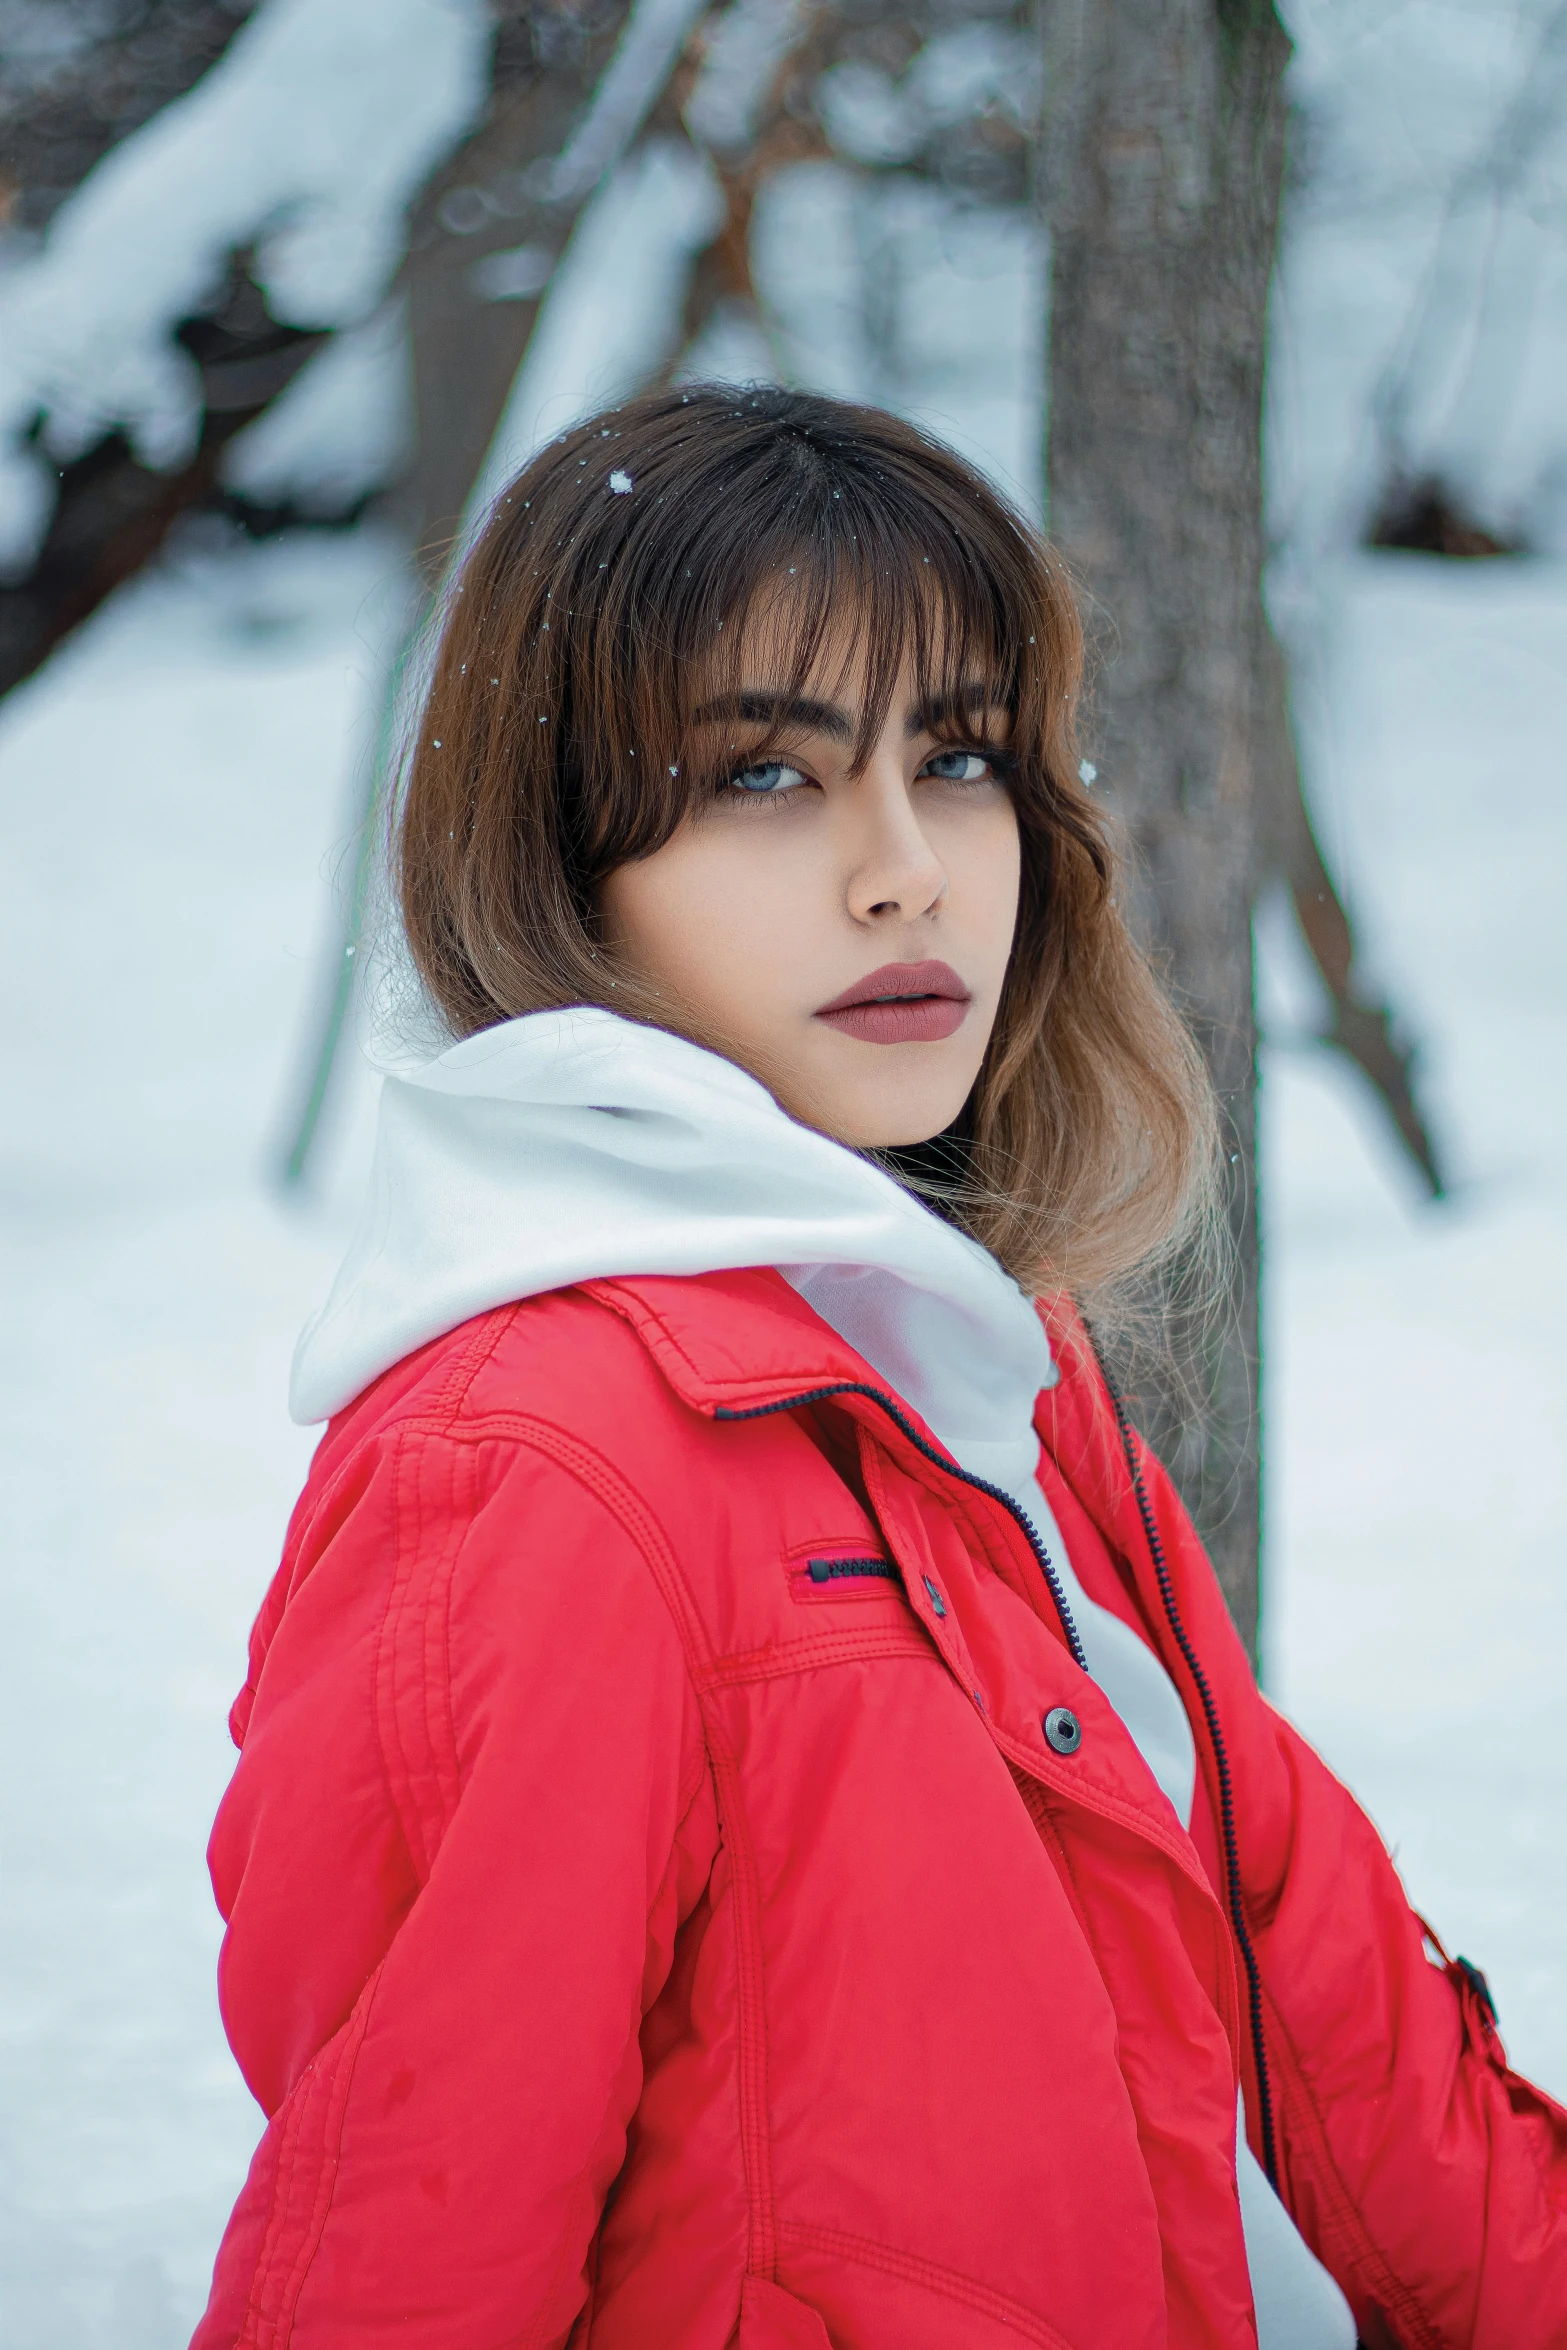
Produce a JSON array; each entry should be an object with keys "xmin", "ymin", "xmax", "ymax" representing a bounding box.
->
[
  {"xmin": 2, "ymin": 0, "xmax": 1566, "ymax": 2340},
  {"xmin": 1259, "ymin": 551, "xmax": 1567, "ymax": 2098},
  {"xmin": 1, "ymin": 528, "xmax": 1563, "ymax": 2350},
  {"xmin": 0, "ymin": 530, "xmax": 390, "ymax": 2346}
]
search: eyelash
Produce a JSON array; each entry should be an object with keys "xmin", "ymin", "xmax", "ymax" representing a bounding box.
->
[{"xmin": 716, "ymin": 744, "xmax": 1011, "ymax": 807}]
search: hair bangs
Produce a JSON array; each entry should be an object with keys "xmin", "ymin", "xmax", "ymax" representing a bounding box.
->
[
  {"xmin": 570, "ymin": 408, "xmax": 1039, "ymax": 849},
  {"xmin": 663, "ymin": 533, "xmax": 1021, "ymax": 811}
]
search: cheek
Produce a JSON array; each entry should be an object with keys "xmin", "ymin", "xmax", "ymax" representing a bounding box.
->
[
  {"xmin": 943, "ymin": 802, "xmax": 1022, "ymax": 954},
  {"xmin": 599, "ymin": 832, "xmax": 811, "ymax": 1008}
]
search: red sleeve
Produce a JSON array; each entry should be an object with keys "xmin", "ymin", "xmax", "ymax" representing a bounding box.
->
[
  {"xmin": 1253, "ymin": 1703, "xmax": 1567, "ymax": 2350},
  {"xmin": 193, "ymin": 1423, "xmax": 715, "ymax": 2350},
  {"xmin": 1126, "ymin": 1436, "xmax": 1567, "ymax": 2348}
]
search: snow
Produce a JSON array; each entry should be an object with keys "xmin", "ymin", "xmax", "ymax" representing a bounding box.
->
[
  {"xmin": 1272, "ymin": 0, "xmax": 1567, "ymax": 558},
  {"xmin": 753, "ymin": 164, "xmax": 1044, "ymax": 516},
  {"xmin": 221, "ymin": 300, "xmax": 413, "ymax": 516},
  {"xmin": 0, "ymin": 0, "xmax": 489, "ymax": 568},
  {"xmin": 1, "ymin": 0, "xmax": 1566, "ymax": 2341},
  {"xmin": 1257, "ymin": 552, "xmax": 1567, "ymax": 2097},
  {"xmin": 683, "ymin": 0, "xmax": 813, "ymax": 155},
  {"xmin": 467, "ymin": 138, "xmax": 725, "ymax": 523},
  {"xmin": 814, "ymin": 24, "xmax": 1038, "ymax": 165},
  {"xmin": 469, "ymin": 152, "xmax": 1042, "ymax": 537},
  {"xmin": 0, "ymin": 525, "xmax": 395, "ymax": 2343},
  {"xmin": 466, "ymin": 4, "xmax": 1043, "ymax": 523},
  {"xmin": 542, "ymin": 0, "xmax": 711, "ymax": 203},
  {"xmin": 465, "ymin": 243, "xmax": 556, "ymax": 303}
]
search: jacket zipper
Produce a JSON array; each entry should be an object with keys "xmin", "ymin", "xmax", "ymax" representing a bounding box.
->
[
  {"xmin": 715, "ymin": 1382, "xmax": 1088, "ymax": 1669},
  {"xmin": 720, "ymin": 1365, "xmax": 1280, "ymax": 2190},
  {"xmin": 1091, "ymin": 1352, "xmax": 1280, "ymax": 2188}
]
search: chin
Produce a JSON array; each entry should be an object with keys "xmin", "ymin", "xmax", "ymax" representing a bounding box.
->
[
  {"xmin": 782, "ymin": 1044, "xmax": 979, "ymax": 1151},
  {"xmin": 828, "ymin": 1092, "xmax": 972, "ymax": 1152},
  {"xmin": 860, "ymin": 1120, "xmax": 955, "ymax": 1149}
]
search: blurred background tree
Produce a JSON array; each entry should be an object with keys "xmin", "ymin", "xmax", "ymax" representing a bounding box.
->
[{"xmin": 0, "ymin": 0, "xmax": 1477, "ymax": 1651}]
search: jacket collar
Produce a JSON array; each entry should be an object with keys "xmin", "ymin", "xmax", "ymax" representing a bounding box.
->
[
  {"xmin": 587, "ymin": 1272, "xmax": 1153, "ymax": 1576},
  {"xmin": 584, "ymin": 1267, "xmax": 914, "ymax": 1420},
  {"xmin": 591, "ymin": 1262, "xmax": 1228, "ymax": 1713}
]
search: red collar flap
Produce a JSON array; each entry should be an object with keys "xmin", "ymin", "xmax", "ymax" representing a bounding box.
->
[{"xmin": 582, "ymin": 1267, "xmax": 904, "ymax": 1419}]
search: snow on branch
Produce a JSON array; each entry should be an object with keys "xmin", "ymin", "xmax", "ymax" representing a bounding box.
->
[
  {"xmin": 542, "ymin": 0, "xmax": 712, "ymax": 201},
  {"xmin": 0, "ymin": 0, "xmax": 490, "ymax": 573},
  {"xmin": 683, "ymin": 0, "xmax": 813, "ymax": 157}
]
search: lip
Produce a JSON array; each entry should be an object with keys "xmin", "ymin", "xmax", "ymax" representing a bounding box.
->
[{"xmin": 813, "ymin": 959, "xmax": 972, "ymax": 1045}]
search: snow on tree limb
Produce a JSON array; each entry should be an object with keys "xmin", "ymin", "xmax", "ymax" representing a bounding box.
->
[
  {"xmin": 543, "ymin": 0, "xmax": 711, "ymax": 201},
  {"xmin": 0, "ymin": 0, "xmax": 490, "ymax": 573}
]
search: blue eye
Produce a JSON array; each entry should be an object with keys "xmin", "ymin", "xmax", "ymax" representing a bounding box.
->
[
  {"xmin": 924, "ymin": 749, "xmax": 995, "ymax": 783},
  {"xmin": 725, "ymin": 760, "xmax": 807, "ymax": 798}
]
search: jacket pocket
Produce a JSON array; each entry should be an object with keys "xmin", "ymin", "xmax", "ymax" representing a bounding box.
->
[{"xmin": 738, "ymin": 2274, "xmax": 835, "ymax": 2347}]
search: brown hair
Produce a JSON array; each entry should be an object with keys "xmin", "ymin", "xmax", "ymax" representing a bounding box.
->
[{"xmin": 396, "ymin": 385, "xmax": 1216, "ymax": 1302}]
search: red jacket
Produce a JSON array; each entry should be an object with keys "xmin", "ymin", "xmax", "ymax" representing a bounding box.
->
[{"xmin": 195, "ymin": 1269, "xmax": 1567, "ymax": 2348}]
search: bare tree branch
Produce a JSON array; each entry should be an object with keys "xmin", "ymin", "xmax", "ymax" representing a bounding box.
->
[
  {"xmin": 0, "ymin": 256, "xmax": 324, "ymax": 698},
  {"xmin": 1254, "ymin": 630, "xmax": 1445, "ymax": 1198}
]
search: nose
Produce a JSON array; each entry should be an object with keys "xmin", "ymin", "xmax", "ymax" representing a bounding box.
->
[{"xmin": 842, "ymin": 757, "xmax": 947, "ymax": 926}]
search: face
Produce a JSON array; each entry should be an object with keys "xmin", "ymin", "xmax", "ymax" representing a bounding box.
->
[{"xmin": 597, "ymin": 624, "xmax": 1021, "ymax": 1147}]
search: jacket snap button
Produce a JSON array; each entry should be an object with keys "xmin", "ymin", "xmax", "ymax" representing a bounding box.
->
[
  {"xmin": 1043, "ymin": 1706, "xmax": 1082, "ymax": 1755},
  {"xmin": 922, "ymin": 1575, "xmax": 947, "ymax": 1619}
]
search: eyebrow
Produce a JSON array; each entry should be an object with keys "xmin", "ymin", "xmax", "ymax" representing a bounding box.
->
[
  {"xmin": 913, "ymin": 684, "xmax": 1004, "ymax": 734},
  {"xmin": 690, "ymin": 691, "xmax": 854, "ymax": 740},
  {"xmin": 690, "ymin": 682, "xmax": 1001, "ymax": 740}
]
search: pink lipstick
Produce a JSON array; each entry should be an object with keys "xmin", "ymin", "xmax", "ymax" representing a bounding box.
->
[{"xmin": 814, "ymin": 959, "xmax": 972, "ymax": 1045}]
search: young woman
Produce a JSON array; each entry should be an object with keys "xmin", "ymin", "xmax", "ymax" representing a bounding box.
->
[{"xmin": 194, "ymin": 389, "xmax": 1566, "ymax": 2350}]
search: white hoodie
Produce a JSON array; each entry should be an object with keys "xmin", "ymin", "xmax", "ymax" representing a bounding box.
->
[{"xmin": 294, "ymin": 1007, "xmax": 1354, "ymax": 2350}]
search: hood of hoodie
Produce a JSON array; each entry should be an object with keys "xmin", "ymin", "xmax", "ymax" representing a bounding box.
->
[{"xmin": 292, "ymin": 1009, "xmax": 1055, "ymax": 1495}]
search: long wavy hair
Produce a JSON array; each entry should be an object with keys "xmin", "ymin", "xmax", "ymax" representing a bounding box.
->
[{"xmin": 395, "ymin": 385, "xmax": 1217, "ymax": 1304}]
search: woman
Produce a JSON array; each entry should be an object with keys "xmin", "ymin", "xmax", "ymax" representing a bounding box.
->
[{"xmin": 194, "ymin": 389, "xmax": 1566, "ymax": 2349}]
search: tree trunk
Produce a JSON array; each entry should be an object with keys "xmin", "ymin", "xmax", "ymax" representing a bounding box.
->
[
  {"xmin": 399, "ymin": 0, "xmax": 640, "ymax": 572},
  {"xmin": 1041, "ymin": 0, "xmax": 1291, "ymax": 1659}
]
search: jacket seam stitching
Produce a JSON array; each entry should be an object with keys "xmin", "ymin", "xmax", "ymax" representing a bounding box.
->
[
  {"xmin": 240, "ymin": 2054, "xmax": 309, "ymax": 2345},
  {"xmin": 428, "ymin": 1431, "xmax": 465, "ymax": 1826},
  {"xmin": 429, "ymin": 1303, "xmax": 521, "ymax": 1423},
  {"xmin": 376, "ymin": 1427, "xmax": 452, "ymax": 1880},
  {"xmin": 1008, "ymin": 1765, "xmax": 1095, "ymax": 1946},
  {"xmin": 268, "ymin": 1978, "xmax": 383, "ymax": 2340},
  {"xmin": 369, "ymin": 1428, "xmax": 427, "ymax": 1883},
  {"xmin": 672, "ymin": 1739, "xmax": 712, "ymax": 1836},
  {"xmin": 991, "ymin": 1723, "xmax": 1214, "ymax": 1885},
  {"xmin": 241, "ymin": 1967, "xmax": 386, "ymax": 2344},
  {"xmin": 710, "ymin": 1628, "xmax": 938, "ymax": 1686},
  {"xmin": 775, "ymin": 2219, "xmax": 1078, "ymax": 2349},
  {"xmin": 702, "ymin": 1709, "xmax": 776, "ymax": 2285},
  {"xmin": 394, "ymin": 1413, "xmax": 718, "ymax": 1676},
  {"xmin": 270, "ymin": 1983, "xmax": 375, "ymax": 2331}
]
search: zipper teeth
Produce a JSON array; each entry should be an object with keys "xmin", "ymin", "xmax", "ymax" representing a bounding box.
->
[
  {"xmin": 721, "ymin": 1367, "xmax": 1278, "ymax": 2185},
  {"xmin": 715, "ymin": 1382, "xmax": 1088, "ymax": 1671},
  {"xmin": 1092, "ymin": 1354, "xmax": 1280, "ymax": 2189}
]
